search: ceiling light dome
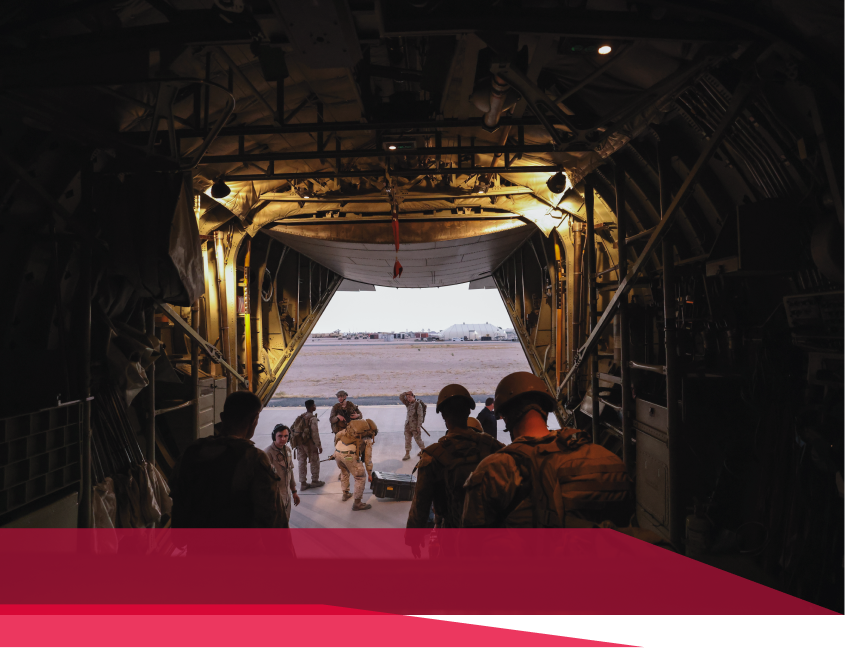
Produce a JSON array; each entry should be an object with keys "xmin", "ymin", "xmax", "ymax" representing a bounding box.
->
[
  {"xmin": 546, "ymin": 171, "xmax": 567, "ymax": 194},
  {"xmin": 210, "ymin": 178, "xmax": 231, "ymax": 199}
]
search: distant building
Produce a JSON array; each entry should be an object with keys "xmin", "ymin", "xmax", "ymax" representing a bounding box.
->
[{"xmin": 440, "ymin": 322, "xmax": 506, "ymax": 341}]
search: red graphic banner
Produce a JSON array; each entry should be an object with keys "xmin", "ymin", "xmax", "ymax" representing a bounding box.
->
[{"xmin": 1, "ymin": 528, "xmax": 837, "ymax": 647}]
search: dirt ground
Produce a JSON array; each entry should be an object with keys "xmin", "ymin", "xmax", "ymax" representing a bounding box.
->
[{"xmin": 274, "ymin": 339, "xmax": 530, "ymax": 397}]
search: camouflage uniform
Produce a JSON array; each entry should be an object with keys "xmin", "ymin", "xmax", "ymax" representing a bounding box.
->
[
  {"xmin": 330, "ymin": 401, "xmax": 362, "ymax": 435},
  {"xmin": 406, "ymin": 425, "xmax": 504, "ymax": 531},
  {"xmin": 400, "ymin": 392, "xmax": 427, "ymax": 454},
  {"xmin": 264, "ymin": 443, "xmax": 297, "ymax": 522},
  {"xmin": 347, "ymin": 418, "xmax": 378, "ymax": 480},
  {"xmin": 334, "ymin": 436, "xmax": 366, "ymax": 500},
  {"xmin": 462, "ymin": 429, "xmax": 632, "ymax": 528},
  {"xmin": 297, "ymin": 411, "xmax": 323, "ymax": 486},
  {"xmin": 170, "ymin": 436, "xmax": 285, "ymax": 528}
]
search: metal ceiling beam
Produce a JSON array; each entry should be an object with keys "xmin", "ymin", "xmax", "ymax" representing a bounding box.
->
[
  {"xmin": 556, "ymin": 67, "xmax": 758, "ymax": 397},
  {"xmin": 201, "ymin": 143, "xmax": 557, "ymax": 164},
  {"xmin": 377, "ymin": 9, "xmax": 744, "ymax": 42},
  {"xmin": 149, "ymin": 116, "xmax": 566, "ymax": 139},
  {"xmin": 0, "ymin": 13, "xmax": 257, "ymax": 65},
  {"xmin": 260, "ymin": 187, "xmax": 533, "ymax": 202},
  {"xmin": 224, "ymin": 166, "xmax": 559, "ymax": 181}
]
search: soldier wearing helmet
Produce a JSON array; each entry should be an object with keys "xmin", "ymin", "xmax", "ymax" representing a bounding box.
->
[
  {"xmin": 405, "ymin": 384, "xmax": 504, "ymax": 555},
  {"xmin": 461, "ymin": 372, "xmax": 632, "ymax": 529},
  {"xmin": 330, "ymin": 390, "xmax": 362, "ymax": 436}
]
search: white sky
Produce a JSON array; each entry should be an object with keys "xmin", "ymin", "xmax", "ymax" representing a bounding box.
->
[{"xmin": 312, "ymin": 283, "xmax": 512, "ymax": 333}]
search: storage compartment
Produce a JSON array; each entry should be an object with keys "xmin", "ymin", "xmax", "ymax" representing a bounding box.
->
[
  {"xmin": 371, "ymin": 471, "xmax": 416, "ymax": 501},
  {"xmin": 0, "ymin": 401, "xmax": 82, "ymax": 517}
]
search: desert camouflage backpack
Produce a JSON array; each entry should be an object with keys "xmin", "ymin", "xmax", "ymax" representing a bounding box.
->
[
  {"xmin": 497, "ymin": 429, "xmax": 631, "ymax": 528},
  {"xmin": 289, "ymin": 414, "xmax": 306, "ymax": 450}
]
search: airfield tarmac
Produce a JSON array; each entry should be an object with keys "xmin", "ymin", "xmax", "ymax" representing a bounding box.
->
[{"xmin": 272, "ymin": 339, "xmax": 530, "ymax": 400}]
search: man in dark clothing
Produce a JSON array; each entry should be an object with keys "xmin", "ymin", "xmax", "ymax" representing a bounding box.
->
[
  {"xmin": 405, "ymin": 384, "xmax": 503, "ymax": 556},
  {"xmin": 476, "ymin": 397, "xmax": 498, "ymax": 439},
  {"xmin": 170, "ymin": 391, "xmax": 285, "ymax": 528}
]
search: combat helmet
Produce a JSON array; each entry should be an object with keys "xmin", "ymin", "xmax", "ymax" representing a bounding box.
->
[
  {"xmin": 494, "ymin": 372, "xmax": 556, "ymax": 415},
  {"xmin": 365, "ymin": 419, "xmax": 379, "ymax": 433},
  {"xmin": 336, "ymin": 390, "xmax": 348, "ymax": 398},
  {"xmin": 466, "ymin": 417, "xmax": 483, "ymax": 433},
  {"xmin": 436, "ymin": 384, "xmax": 476, "ymax": 413}
]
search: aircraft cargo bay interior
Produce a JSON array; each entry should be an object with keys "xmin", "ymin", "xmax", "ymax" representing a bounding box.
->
[{"xmin": 0, "ymin": 0, "xmax": 841, "ymax": 613}]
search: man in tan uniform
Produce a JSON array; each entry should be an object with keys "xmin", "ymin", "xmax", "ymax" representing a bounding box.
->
[
  {"xmin": 330, "ymin": 390, "xmax": 362, "ymax": 435},
  {"xmin": 405, "ymin": 384, "xmax": 504, "ymax": 556},
  {"xmin": 400, "ymin": 390, "xmax": 427, "ymax": 460},
  {"xmin": 293, "ymin": 399, "xmax": 324, "ymax": 491},
  {"xmin": 171, "ymin": 391, "xmax": 285, "ymax": 528},
  {"xmin": 333, "ymin": 422, "xmax": 371, "ymax": 511},
  {"xmin": 462, "ymin": 372, "xmax": 632, "ymax": 528},
  {"xmin": 264, "ymin": 424, "xmax": 300, "ymax": 524}
]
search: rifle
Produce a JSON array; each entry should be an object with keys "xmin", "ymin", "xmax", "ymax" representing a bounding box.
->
[{"xmin": 420, "ymin": 425, "xmax": 431, "ymax": 437}]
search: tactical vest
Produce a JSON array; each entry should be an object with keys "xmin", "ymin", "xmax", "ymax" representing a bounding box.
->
[
  {"xmin": 334, "ymin": 403, "xmax": 357, "ymax": 431},
  {"xmin": 499, "ymin": 429, "xmax": 631, "ymax": 528},
  {"xmin": 423, "ymin": 429, "xmax": 504, "ymax": 528}
]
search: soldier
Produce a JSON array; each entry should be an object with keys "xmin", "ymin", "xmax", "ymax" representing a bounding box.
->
[
  {"xmin": 405, "ymin": 384, "xmax": 504, "ymax": 555},
  {"xmin": 400, "ymin": 390, "xmax": 427, "ymax": 461},
  {"xmin": 348, "ymin": 417, "xmax": 379, "ymax": 483},
  {"xmin": 462, "ymin": 372, "xmax": 632, "ymax": 529},
  {"xmin": 332, "ymin": 422, "xmax": 371, "ymax": 511},
  {"xmin": 171, "ymin": 391, "xmax": 285, "ymax": 528},
  {"xmin": 264, "ymin": 424, "xmax": 300, "ymax": 525},
  {"xmin": 330, "ymin": 390, "xmax": 362, "ymax": 435},
  {"xmin": 292, "ymin": 399, "xmax": 324, "ymax": 492}
]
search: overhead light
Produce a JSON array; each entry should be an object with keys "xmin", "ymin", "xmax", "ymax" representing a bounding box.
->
[
  {"xmin": 294, "ymin": 181, "xmax": 313, "ymax": 199},
  {"xmin": 598, "ymin": 45, "xmax": 612, "ymax": 55},
  {"xmin": 382, "ymin": 140, "xmax": 417, "ymax": 152},
  {"xmin": 546, "ymin": 171, "xmax": 567, "ymax": 194},
  {"xmin": 211, "ymin": 178, "xmax": 231, "ymax": 199}
]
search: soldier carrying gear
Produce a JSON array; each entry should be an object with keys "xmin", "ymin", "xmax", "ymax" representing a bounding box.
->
[
  {"xmin": 400, "ymin": 390, "xmax": 427, "ymax": 460},
  {"xmin": 330, "ymin": 390, "xmax": 362, "ymax": 435},
  {"xmin": 292, "ymin": 399, "xmax": 324, "ymax": 491},
  {"xmin": 334, "ymin": 420, "xmax": 372, "ymax": 511},
  {"xmin": 462, "ymin": 371, "xmax": 632, "ymax": 529},
  {"xmin": 347, "ymin": 418, "xmax": 379, "ymax": 482},
  {"xmin": 405, "ymin": 384, "xmax": 504, "ymax": 556}
]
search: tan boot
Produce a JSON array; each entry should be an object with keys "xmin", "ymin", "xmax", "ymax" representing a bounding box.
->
[
  {"xmin": 352, "ymin": 499, "xmax": 371, "ymax": 511},
  {"xmin": 310, "ymin": 480, "xmax": 325, "ymax": 488},
  {"xmin": 301, "ymin": 482, "xmax": 311, "ymax": 491},
  {"xmin": 342, "ymin": 491, "xmax": 353, "ymax": 501},
  {"xmin": 402, "ymin": 452, "xmax": 410, "ymax": 460}
]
